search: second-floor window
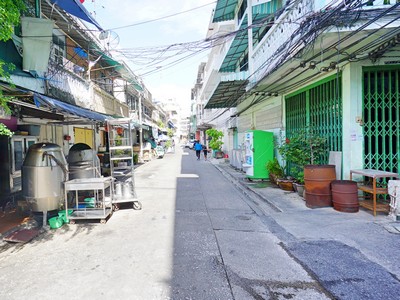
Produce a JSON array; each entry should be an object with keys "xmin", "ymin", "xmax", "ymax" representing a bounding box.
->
[
  {"xmin": 144, "ymin": 106, "xmax": 151, "ymax": 117},
  {"xmin": 239, "ymin": 53, "xmax": 248, "ymax": 72},
  {"xmin": 51, "ymin": 33, "xmax": 65, "ymax": 65},
  {"xmin": 238, "ymin": 0, "xmax": 248, "ymax": 25},
  {"xmin": 127, "ymin": 94, "xmax": 139, "ymax": 111}
]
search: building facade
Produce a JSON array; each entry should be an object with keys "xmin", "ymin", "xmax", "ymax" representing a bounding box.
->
[{"xmin": 197, "ymin": 0, "xmax": 400, "ymax": 179}]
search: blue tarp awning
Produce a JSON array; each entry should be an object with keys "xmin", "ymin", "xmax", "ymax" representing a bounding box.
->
[
  {"xmin": 34, "ymin": 93, "xmax": 111, "ymax": 122},
  {"xmin": 49, "ymin": 0, "xmax": 103, "ymax": 31}
]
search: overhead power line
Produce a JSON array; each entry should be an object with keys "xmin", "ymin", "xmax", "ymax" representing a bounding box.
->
[{"xmin": 107, "ymin": 1, "xmax": 217, "ymax": 31}]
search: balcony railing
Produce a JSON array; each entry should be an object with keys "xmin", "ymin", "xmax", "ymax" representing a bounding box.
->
[
  {"xmin": 48, "ymin": 56, "xmax": 129, "ymax": 117},
  {"xmin": 47, "ymin": 57, "xmax": 91, "ymax": 107},
  {"xmin": 93, "ymin": 84, "xmax": 129, "ymax": 117},
  {"xmin": 251, "ymin": 0, "xmax": 400, "ymax": 87}
]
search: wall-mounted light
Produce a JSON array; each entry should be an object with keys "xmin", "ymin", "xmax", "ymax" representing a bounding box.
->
[
  {"xmin": 329, "ymin": 62, "xmax": 337, "ymax": 70},
  {"xmin": 309, "ymin": 61, "xmax": 316, "ymax": 69}
]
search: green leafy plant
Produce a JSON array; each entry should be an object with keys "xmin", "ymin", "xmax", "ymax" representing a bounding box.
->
[
  {"xmin": 0, "ymin": 123, "xmax": 13, "ymax": 137},
  {"xmin": 165, "ymin": 140, "xmax": 172, "ymax": 149},
  {"xmin": 277, "ymin": 128, "xmax": 328, "ymax": 183},
  {"xmin": 0, "ymin": 0, "xmax": 26, "ymax": 112},
  {"xmin": 265, "ymin": 158, "xmax": 284, "ymax": 179},
  {"xmin": 206, "ymin": 128, "xmax": 224, "ymax": 151},
  {"xmin": 167, "ymin": 128, "xmax": 174, "ymax": 138}
]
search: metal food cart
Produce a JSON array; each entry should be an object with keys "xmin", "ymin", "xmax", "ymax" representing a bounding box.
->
[
  {"xmin": 107, "ymin": 118, "xmax": 142, "ymax": 210},
  {"xmin": 64, "ymin": 177, "xmax": 113, "ymax": 224}
]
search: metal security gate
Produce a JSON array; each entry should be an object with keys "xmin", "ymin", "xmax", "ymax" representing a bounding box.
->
[
  {"xmin": 363, "ymin": 67, "xmax": 400, "ymax": 174},
  {"xmin": 285, "ymin": 74, "xmax": 343, "ymax": 163}
]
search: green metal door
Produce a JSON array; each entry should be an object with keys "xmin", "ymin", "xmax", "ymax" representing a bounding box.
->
[
  {"xmin": 285, "ymin": 75, "xmax": 343, "ymax": 164},
  {"xmin": 363, "ymin": 66, "xmax": 400, "ymax": 173}
]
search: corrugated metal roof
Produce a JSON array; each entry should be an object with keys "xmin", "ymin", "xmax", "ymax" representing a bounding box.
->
[
  {"xmin": 205, "ymin": 72, "xmax": 249, "ymax": 109},
  {"xmin": 213, "ymin": 0, "xmax": 239, "ymax": 23}
]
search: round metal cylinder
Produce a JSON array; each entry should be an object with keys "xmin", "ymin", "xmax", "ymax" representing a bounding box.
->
[
  {"xmin": 67, "ymin": 144, "xmax": 100, "ymax": 180},
  {"xmin": 304, "ymin": 165, "xmax": 336, "ymax": 208},
  {"xmin": 22, "ymin": 143, "xmax": 67, "ymax": 211},
  {"xmin": 331, "ymin": 180, "xmax": 359, "ymax": 213}
]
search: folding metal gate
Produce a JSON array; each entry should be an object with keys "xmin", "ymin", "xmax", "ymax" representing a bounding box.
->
[{"xmin": 363, "ymin": 66, "xmax": 400, "ymax": 174}]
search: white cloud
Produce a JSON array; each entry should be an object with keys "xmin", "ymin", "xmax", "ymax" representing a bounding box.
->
[
  {"xmin": 84, "ymin": 0, "xmax": 212, "ymax": 116},
  {"xmin": 87, "ymin": 0, "xmax": 212, "ymax": 41}
]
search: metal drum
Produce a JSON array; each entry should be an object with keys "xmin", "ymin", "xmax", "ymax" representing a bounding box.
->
[
  {"xmin": 67, "ymin": 143, "xmax": 100, "ymax": 180},
  {"xmin": 22, "ymin": 143, "xmax": 68, "ymax": 212}
]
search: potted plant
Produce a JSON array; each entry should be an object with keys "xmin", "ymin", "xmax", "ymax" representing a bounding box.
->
[
  {"xmin": 206, "ymin": 128, "xmax": 224, "ymax": 158},
  {"xmin": 265, "ymin": 158, "xmax": 284, "ymax": 186},
  {"xmin": 278, "ymin": 128, "xmax": 335, "ymax": 205},
  {"xmin": 291, "ymin": 168, "xmax": 305, "ymax": 197}
]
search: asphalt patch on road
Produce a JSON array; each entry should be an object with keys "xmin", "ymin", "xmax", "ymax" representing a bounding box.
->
[
  {"xmin": 247, "ymin": 182, "xmax": 273, "ymax": 188},
  {"xmin": 286, "ymin": 240, "xmax": 400, "ymax": 300}
]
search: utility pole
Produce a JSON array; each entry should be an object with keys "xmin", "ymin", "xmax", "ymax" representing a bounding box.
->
[
  {"xmin": 35, "ymin": 0, "xmax": 41, "ymax": 18},
  {"xmin": 138, "ymin": 92, "xmax": 143, "ymax": 162}
]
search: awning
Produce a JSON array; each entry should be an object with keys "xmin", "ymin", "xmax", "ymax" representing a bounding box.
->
[
  {"xmin": 95, "ymin": 51, "xmax": 143, "ymax": 91},
  {"xmin": 196, "ymin": 123, "xmax": 213, "ymax": 130},
  {"xmin": 220, "ymin": 16, "xmax": 248, "ymax": 72},
  {"xmin": 168, "ymin": 120, "xmax": 175, "ymax": 129},
  {"xmin": 205, "ymin": 72, "xmax": 248, "ymax": 109},
  {"xmin": 34, "ymin": 93, "xmax": 111, "ymax": 122},
  {"xmin": 220, "ymin": 3, "xmax": 280, "ymax": 72},
  {"xmin": 213, "ymin": 0, "xmax": 239, "ymax": 23},
  {"xmin": 49, "ymin": 0, "xmax": 103, "ymax": 31}
]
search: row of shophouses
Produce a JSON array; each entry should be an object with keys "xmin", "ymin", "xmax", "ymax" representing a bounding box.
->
[
  {"xmin": 0, "ymin": 0, "xmax": 181, "ymax": 207},
  {"xmin": 191, "ymin": 0, "xmax": 400, "ymax": 179}
]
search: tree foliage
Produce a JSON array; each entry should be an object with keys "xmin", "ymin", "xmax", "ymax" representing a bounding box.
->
[
  {"xmin": 0, "ymin": 0, "xmax": 25, "ymax": 42},
  {"xmin": 206, "ymin": 128, "xmax": 224, "ymax": 151},
  {"xmin": 0, "ymin": 0, "xmax": 26, "ymax": 114}
]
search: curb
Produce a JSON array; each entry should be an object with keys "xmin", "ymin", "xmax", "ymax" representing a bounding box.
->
[{"xmin": 212, "ymin": 162, "xmax": 282, "ymax": 213}]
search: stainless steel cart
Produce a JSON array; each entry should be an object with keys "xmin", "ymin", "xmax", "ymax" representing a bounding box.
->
[
  {"xmin": 107, "ymin": 118, "xmax": 141, "ymax": 210},
  {"xmin": 64, "ymin": 177, "xmax": 113, "ymax": 224}
]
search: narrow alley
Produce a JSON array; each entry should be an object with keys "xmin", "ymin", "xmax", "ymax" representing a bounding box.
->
[{"xmin": 0, "ymin": 147, "xmax": 331, "ymax": 300}]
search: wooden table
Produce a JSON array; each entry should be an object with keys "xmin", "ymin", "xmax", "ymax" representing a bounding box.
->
[{"xmin": 350, "ymin": 169, "xmax": 399, "ymax": 216}]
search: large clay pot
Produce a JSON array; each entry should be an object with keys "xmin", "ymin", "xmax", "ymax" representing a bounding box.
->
[
  {"xmin": 277, "ymin": 179, "xmax": 294, "ymax": 191},
  {"xmin": 294, "ymin": 183, "xmax": 305, "ymax": 197},
  {"xmin": 304, "ymin": 165, "xmax": 336, "ymax": 208},
  {"xmin": 331, "ymin": 180, "xmax": 359, "ymax": 213}
]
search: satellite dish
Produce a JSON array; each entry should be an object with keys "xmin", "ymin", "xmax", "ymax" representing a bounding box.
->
[
  {"xmin": 99, "ymin": 31, "xmax": 109, "ymax": 40},
  {"xmin": 99, "ymin": 30, "xmax": 119, "ymax": 50}
]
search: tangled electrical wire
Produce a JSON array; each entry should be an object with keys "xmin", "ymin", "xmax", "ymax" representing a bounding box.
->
[
  {"xmin": 205, "ymin": 0, "xmax": 400, "ymax": 122},
  {"xmin": 41, "ymin": 0, "xmax": 400, "ymax": 123}
]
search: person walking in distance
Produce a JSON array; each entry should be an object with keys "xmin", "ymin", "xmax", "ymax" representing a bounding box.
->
[
  {"xmin": 194, "ymin": 141, "xmax": 202, "ymax": 160},
  {"xmin": 202, "ymin": 144, "xmax": 208, "ymax": 161}
]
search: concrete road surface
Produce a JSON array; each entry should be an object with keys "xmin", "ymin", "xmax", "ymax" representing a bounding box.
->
[{"xmin": 0, "ymin": 147, "xmax": 330, "ymax": 299}]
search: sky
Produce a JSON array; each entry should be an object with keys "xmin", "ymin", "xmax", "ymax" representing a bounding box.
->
[{"xmin": 81, "ymin": 0, "xmax": 216, "ymax": 116}]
